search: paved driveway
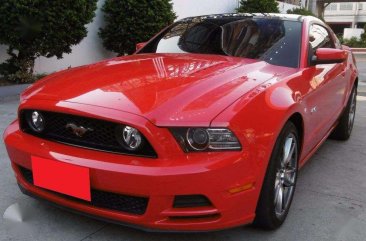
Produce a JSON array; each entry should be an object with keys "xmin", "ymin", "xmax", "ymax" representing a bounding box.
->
[{"xmin": 0, "ymin": 59, "xmax": 366, "ymax": 241}]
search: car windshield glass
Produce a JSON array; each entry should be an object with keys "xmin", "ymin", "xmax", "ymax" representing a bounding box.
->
[{"xmin": 139, "ymin": 17, "xmax": 302, "ymax": 68}]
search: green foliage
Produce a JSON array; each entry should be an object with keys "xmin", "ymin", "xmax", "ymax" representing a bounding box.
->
[
  {"xmin": 287, "ymin": 7, "xmax": 316, "ymax": 17},
  {"xmin": 0, "ymin": 0, "xmax": 97, "ymax": 83},
  {"xmin": 99, "ymin": 0, "xmax": 176, "ymax": 55},
  {"xmin": 237, "ymin": 0, "xmax": 279, "ymax": 13},
  {"xmin": 340, "ymin": 37, "xmax": 366, "ymax": 48},
  {"xmin": 339, "ymin": 25, "xmax": 366, "ymax": 47},
  {"xmin": 287, "ymin": 7, "xmax": 324, "ymax": 21},
  {"xmin": 361, "ymin": 25, "xmax": 366, "ymax": 40}
]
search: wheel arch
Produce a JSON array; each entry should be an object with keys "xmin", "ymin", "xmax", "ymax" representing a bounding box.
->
[
  {"xmin": 354, "ymin": 77, "xmax": 358, "ymax": 88},
  {"xmin": 287, "ymin": 112, "xmax": 304, "ymax": 155}
]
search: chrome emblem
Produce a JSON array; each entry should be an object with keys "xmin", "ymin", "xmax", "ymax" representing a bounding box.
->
[{"xmin": 66, "ymin": 123, "xmax": 94, "ymax": 137}]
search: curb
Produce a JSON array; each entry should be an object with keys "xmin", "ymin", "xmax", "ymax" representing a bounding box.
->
[{"xmin": 351, "ymin": 48, "xmax": 366, "ymax": 54}]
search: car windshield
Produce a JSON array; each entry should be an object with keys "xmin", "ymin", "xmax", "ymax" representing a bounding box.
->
[{"xmin": 139, "ymin": 17, "xmax": 302, "ymax": 68}]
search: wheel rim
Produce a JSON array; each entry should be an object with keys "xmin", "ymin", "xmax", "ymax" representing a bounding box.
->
[
  {"xmin": 274, "ymin": 133, "xmax": 298, "ymax": 218},
  {"xmin": 348, "ymin": 90, "xmax": 357, "ymax": 134}
]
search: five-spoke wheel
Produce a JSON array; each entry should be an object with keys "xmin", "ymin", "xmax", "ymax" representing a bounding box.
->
[
  {"xmin": 274, "ymin": 133, "xmax": 298, "ymax": 218},
  {"xmin": 253, "ymin": 121, "xmax": 299, "ymax": 229}
]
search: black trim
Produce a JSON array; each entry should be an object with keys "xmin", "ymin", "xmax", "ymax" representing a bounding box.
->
[
  {"xmin": 17, "ymin": 184, "xmax": 229, "ymax": 233},
  {"xmin": 19, "ymin": 109, "xmax": 157, "ymax": 158},
  {"xmin": 173, "ymin": 195, "xmax": 213, "ymax": 208},
  {"xmin": 310, "ymin": 56, "xmax": 346, "ymax": 65},
  {"xmin": 18, "ymin": 166, "xmax": 149, "ymax": 216}
]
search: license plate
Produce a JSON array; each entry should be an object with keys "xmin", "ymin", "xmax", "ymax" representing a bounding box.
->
[{"xmin": 32, "ymin": 156, "xmax": 91, "ymax": 201}]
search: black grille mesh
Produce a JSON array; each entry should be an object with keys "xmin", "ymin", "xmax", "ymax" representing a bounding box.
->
[
  {"xmin": 20, "ymin": 110, "xmax": 157, "ymax": 157},
  {"xmin": 18, "ymin": 166, "xmax": 149, "ymax": 215}
]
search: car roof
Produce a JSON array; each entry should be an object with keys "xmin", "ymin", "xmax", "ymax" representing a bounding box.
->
[{"xmin": 179, "ymin": 13, "xmax": 320, "ymax": 23}]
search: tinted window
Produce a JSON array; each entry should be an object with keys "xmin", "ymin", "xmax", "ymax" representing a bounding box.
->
[{"xmin": 139, "ymin": 17, "xmax": 302, "ymax": 68}]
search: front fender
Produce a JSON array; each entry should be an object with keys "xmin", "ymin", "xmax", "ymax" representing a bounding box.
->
[{"xmin": 211, "ymin": 75, "xmax": 305, "ymax": 208}]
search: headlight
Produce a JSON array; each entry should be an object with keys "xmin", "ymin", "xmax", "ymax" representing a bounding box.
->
[
  {"xmin": 27, "ymin": 111, "xmax": 45, "ymax": 132},
  {"xmin": 187, "ymin": 128, "xmax": 210, "ymax": 151},
  {"xmin": 171, "ymin": 128, "xmax": 241, "ymax": 152},
  {"xmin": 115, "ymin": 125, "xmax": 144, "ymax": 151}
]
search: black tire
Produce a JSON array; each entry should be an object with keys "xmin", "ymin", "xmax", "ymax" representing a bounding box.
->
[
  {"xmin": 253, "ymin": 121, "xmax": 299, "ymax": 230},
  {"xmin": 330, "ymin": 86, "xmax": 357, "ymax": 141}
]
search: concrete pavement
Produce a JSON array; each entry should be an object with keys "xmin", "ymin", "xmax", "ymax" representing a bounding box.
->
[
  {"xmin": 0, "ymin": 59, "xmax": 366, "ymax": 241},
  {"xmin": 356, "ymin": 54, "xmax": 366, "ymax": 85},
  {"xmin": 0, "ymin": 84, "xmax": 30, "ymax": 102}
]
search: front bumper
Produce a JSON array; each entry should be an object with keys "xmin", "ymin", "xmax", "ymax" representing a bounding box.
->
[{"xmin": 4, "ymin": 119, "xmax": 259, "ymax": 232}]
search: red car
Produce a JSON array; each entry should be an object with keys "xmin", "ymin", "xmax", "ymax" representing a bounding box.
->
[{"xmin": 4, "ymin": 14, "xmax": 358, "ymax": 231}]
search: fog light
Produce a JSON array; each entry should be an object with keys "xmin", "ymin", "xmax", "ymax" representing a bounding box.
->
[
  {"xmin": 29, "ymin": 111, "xmax": 45, "ymax": 132},
  {"xmin": 116, "ymin": 125, "xmax": 143, "ymax": 151}
]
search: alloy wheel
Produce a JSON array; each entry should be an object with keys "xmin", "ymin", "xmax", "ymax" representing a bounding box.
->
[{"xmin": 274, "ymin": 133, "xmax": 298, "ymax": 218}]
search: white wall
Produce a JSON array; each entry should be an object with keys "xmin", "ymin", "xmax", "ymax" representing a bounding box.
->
[
  {"xmin": 173, "ymin": 0, "xmax": 238, "ymax": 19},
  {"xmin": 0, "ymin": 45, "xmax": 8, "ymax": 65},
  {"xmin": 34, "ymin": 0, "xmax": 115, "ymax": 73},
  {"xmin": 344, "ymin": 28, "xmax": 365, "ymax": 40},
  {"xmin": 0, "ymin": 0, "xmax": 300, "ymax": 74},
  {"xmin": 0, "ymin": 0, "xmax": 115, "ymax": 74}
]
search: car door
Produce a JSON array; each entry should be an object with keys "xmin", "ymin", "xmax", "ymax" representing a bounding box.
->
[{"xmin": 302, "ymin": 24, "xmax": 348, "ymax": 154}]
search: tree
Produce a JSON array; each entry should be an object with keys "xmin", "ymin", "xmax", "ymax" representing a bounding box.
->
[
  {"xmin": 287, "ymin": 7, "xmax": 316, "ymax": 17},
  {"xmin": 287, "ymin": 7, "xmax": 324, "ymax": 21},
  {"xmin": 237, "ymin": 0, "xmax": 279, "ymax": 13},
  {"xmin": 0, "ymin": 1, "xmax": 97, "ymax": 83},
  {"xmin": 99, "ymin": 0, "xmax": 176, "ymax": 56}
]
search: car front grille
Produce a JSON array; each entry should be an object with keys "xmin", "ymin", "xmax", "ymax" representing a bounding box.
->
[
  {"xmin": 18, "ymin": 166, "xmax": 149, "ymax": 215},
  {"xmin": 20, "ymin": 110, "xmax": 157, "ymax": 158}
]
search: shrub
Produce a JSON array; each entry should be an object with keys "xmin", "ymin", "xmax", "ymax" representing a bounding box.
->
[
  {"xmin": 287, "ymin": 7, "xmax": 316, "ymax": 17},
  {"xmin": 237, "ymin": 0, "xmax": 279, "ymax": 13},
  {"xmin": 287, "ymin": 7, "xmax": 324, "ymax": 21},
  {"xmin": 341, "ymin": 37, "xmax": 366, "ymax": 48},
  {"xmin": 361, "ymin": 25, "xmax": 366, "ymax": 41},
  {"xmin": 99, "ymin": 0, "xmax": 176, "ymax": 55},
  {"xmin": 0, "ymin": 0, "xmax": 97, "ymax": 83}
]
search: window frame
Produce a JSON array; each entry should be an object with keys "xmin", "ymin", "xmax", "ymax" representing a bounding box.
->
[
  {"xmin": 307, "ymin": 22, "xmax": 340, "ymax": 66},
  {"xmin": 138, "ymin": 17, "xmax": 303, "ymax": 68}
]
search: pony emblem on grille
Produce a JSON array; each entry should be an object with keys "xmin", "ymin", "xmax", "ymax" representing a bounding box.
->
[{"xmin": 66, "ymin": 123, "xmax": 94, "ymax": 137}]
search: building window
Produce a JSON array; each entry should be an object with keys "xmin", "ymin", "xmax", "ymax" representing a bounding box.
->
[
  {"xmin": 326, "ymin": 3, "xmax": 337, "ymax": 11},
  {"xmin": 339, "ymin": 3, "xmax": 353, "ymax": 11}
]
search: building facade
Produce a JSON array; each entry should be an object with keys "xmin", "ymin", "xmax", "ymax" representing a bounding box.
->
[
  {"xmin": 278, "ymin": 0, "xmax": 302, "ymax": 6},
  {"xmin": 324, "ymin": 2, "xmax": 366, "ymax": 35}
]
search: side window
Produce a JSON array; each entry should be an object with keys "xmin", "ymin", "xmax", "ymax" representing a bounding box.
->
[
  {"xmin": 309, "ymin": 24, "xmax": 335, "ymax": 51},
  {"xmin": 333, "ymin": 33, "xmax": 342, "ymax": 49},
  {"xmin": 308, "ymin": 24, "xmax": 335, "ymax": 63}
]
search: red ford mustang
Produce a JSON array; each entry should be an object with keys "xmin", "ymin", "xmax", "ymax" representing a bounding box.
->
[{"xmin": 4, "ymin": 14, "xmax": 358, "ymax": 231}]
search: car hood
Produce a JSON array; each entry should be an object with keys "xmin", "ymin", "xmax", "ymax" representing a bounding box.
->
[{"xmin": 22, "ymin": 53, "xmax": 293, "ymax": 126}]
